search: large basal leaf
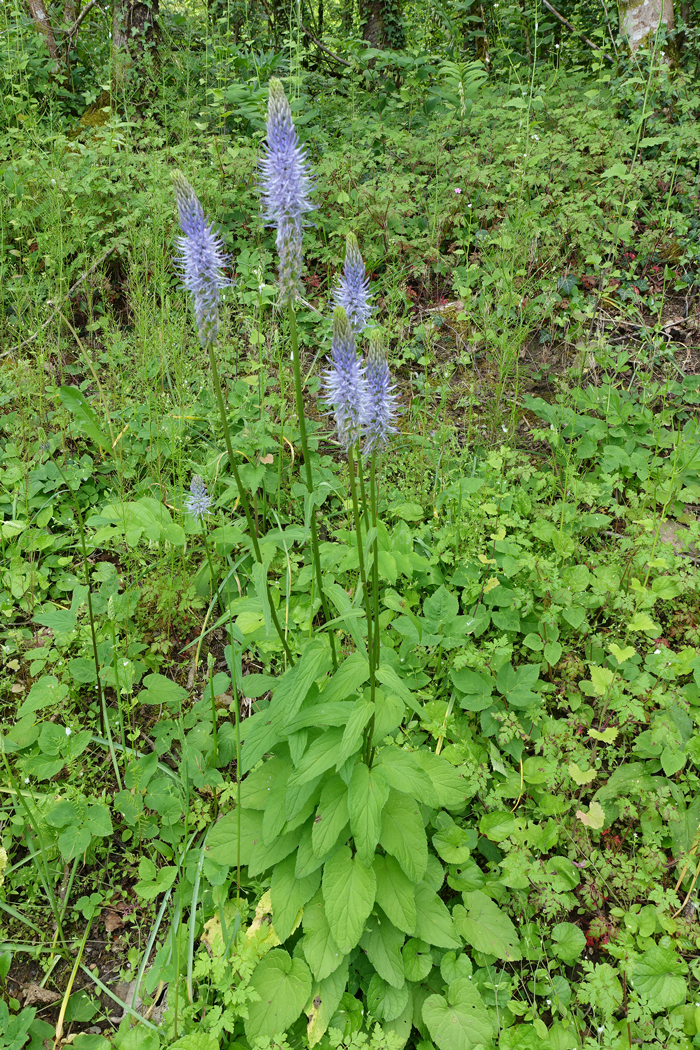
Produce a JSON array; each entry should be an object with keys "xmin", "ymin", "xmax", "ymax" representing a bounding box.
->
[
  {"xmin": 316, "ymin": 652, "xmax": 370, "ymax": 707},
  {"xmin": 374, "ymin": 748, "xmax": 439, "ymax": 807},
  {"xmin": 402, "ymin": 938, "xmax": 433, "ymax": 982},
  {"xmin": 305, "ymin": 956, "xmax": 350, "ymax": 1047},
  {"xmin": 373, "ymin": 855, "xmax": 417, "ymax": 935},
  {"xmin": 453, "ymin": 891, "xmax": 521, "ymax": 962},
  {"xmin": 270, "ymin": 854, "xmax": 321, "ymax": 942},
  {"xmin": 413, "ymin": 750, "xmax": 471, "ymax": 812},
  {"xmin": 336, "ymin": 697, "xmax": 375, "ymax": 769},
  {"xmin": 422, "ymin": 978, "xmax": 492, "ymax": 1050},
  {"xmin": 322, "ymin": 845, "xmax": 376, "ymax": 953},
  {"xmin": 244, "ymin": 949, "xmax": 312, "ymax": 1042},
  {"xmin": 367, "ymin": 974, "xmax": 409, "ymax": 1022},
  {"xmin": 313, "ymin": 776, "xmax": 350, "ymax": 858},
  {"xmin": 348, "ymin": 763, "xmax": 390, "ymax": 866},
  {"xmin": 360, "ymin": 913, "xmax": 405, "ymax": 989},
  {"xmin": 302, "ymin": 890, "xmax": 344, "ymax": 981},
  {"xmin": 379, "ymin": 790, "xmax": 428, "ymax": 884},
  {"xmin": 413, "ymin": 882, "xmax": 461, "ymax": 949},
  {"xmin": 287, "ymin": 727, "xmax": 346, "ymax": 788},
  {"xmin": 632, "ymin": 947, "xmax": 687, "ymax": 1012},
  {"xmin": 206, "ymin": 809, "xmax": 264, "ymax": 867}
]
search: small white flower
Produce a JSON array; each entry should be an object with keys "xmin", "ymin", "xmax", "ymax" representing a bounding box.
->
[
  {"xmin": 546, "ymin": 998, "xmax": 551, "ymax": 1005},
  {"xmin": 65, "ymin": 727, "xmax": 72, "ymax": 737},
  {"xmin": 597, "ymin": 1027, "xmax": 604, "ymax": 1035},
  {"xmin": 467, "ymin": 203, "xmax": 472, "ymax": 209},
  {"xmin": 555, "ymin": 43, "xmax": 560, "ymax": 48},
  {"xmin": 24, "ymin": 777, "xmax": 29, "ymax": 784},
  {"xmin": 654, "ymin": 648, "xmax": 661, "ymax": 654}
]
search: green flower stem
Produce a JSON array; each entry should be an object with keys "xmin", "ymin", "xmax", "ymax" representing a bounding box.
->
[
  {"xmin": 288, "ymin": 305, "xmax": 338, "ymax": 669},
  {"xmin": 366, "ymin": 452, "xmax": 382, "ymax": 767},
  {"xmin": 207, "ymin": 341, "xmax": 294, "ymax": 665},
  {"xmin": 229, "ymin": 634, "xmax": 242, "ymax": 903},
  {"xmin": 348, "ymin": 444, "xmax": 375, "ymax": 701}
]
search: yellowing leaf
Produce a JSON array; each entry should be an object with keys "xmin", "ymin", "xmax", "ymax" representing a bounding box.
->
[
  {"xmin": 589, "ymin": 665, "xmax": 614, "ymax": 695},
  {"xmin": 568, "ymin": 762, "xmax": 596, "ymax": 785},
  {"xmin": 589, "ymin": 727, "xmax": 618, "ymax": 744},
  {"xmin": 628, "ymin": 612, "xmax": 658, "ymax": 633},
  {"xmin": 576, "ymin": 802, "xmax": 605, "ymax": 829},
  {"xmin": 478, "ymin": 554, "xmax": 496, "ymax": 565},
  {"xmin": 483, "ymin": 577, "xmax": 500, "ymax": 594},
  {"xmin": 609, "ymin": 643, "xmax": 636, "ymax": 665},
  {"xmin": 490, "ymin": 527, "xmax": 506, "ymax": 541}
]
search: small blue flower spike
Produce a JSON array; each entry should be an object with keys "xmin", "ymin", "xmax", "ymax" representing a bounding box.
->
[
  {"xmin": 172, "ymin": 172, "xmax": 231, "ymax": 347},
  {"xmin": 184, "ymin": 475, "xmax": 213, "ymax": 520},
  {"xmin": 259, "ymin": 78, "xmax": 314, "ymax": 304},
  {"xmin": 363, "ymin": 330, "xmax": 398, "ymax": 454},
  {"xmin": 324, "ymin": 307, "xmax": 365, "ymax": 451},
  {"xmin": 333, "ymin": 232, "xmax": 373, "ymax": 333}
]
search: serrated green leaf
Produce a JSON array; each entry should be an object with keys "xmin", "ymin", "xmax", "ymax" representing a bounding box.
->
[
  {"xmin": 288, "ymin": 727, "xmax": 345, "ymax": 787},
  {"xmin": 336, "ymin": 697, "xmax": 374, "ymax": 769},
  {"xmin": 551, "ymin": 922, "xmax": 586, "ymax": 965},
  {"xmin": 348, "ymin": 763, "xmax": 390, "ymax": 866},
  {"xmin": 402, "ymin": 937, "xmax": 432, "ymax": 981},
  {"xmin": 206, "ymin": 809, "xmax": 264, "ymax": 867},
  {"xmin": 360, "ymin": 913, "xmax": 405, "ymax": 988},
  {"xmin": 312, "ymin": 776, "xmax": 350, "ymax": 858},
  {"xmin": 302, "ymin": 890, "xmax": 344, "ymax": 981},
  {"xmin": 244, "ymin": 949, "xmax": 312, "ymax": 1041},
  {"xmin": 380, "ymin": 789, "xmax": 428, "ymax": 883},
  {"xmin": 375, "ymin": 747, "xmax": 439, "ymax": 807},
  {"xmin": 413, "ymin": 882, "xmax": 461, "ymax": 949},
  {"xmin": 322, "ymin": 845, "xmax": 376, "ymax": 952},
  {"xmin": 632, "ymin": 947, "xmax": 687, "ymax": 1012},
  {"xmin": 422, "ymin": 978, "xmax": 491, "ymax": 1050},
  {"xmin": 271, "ymin": 854, "xmax": 322, "ymax": 943},
  {"xmin": 367, "ymin": 974, "xmax": 409, "ymax": 1022},
  {"xmin": 374, "ymin": 854, "xmax": 417, "ymax": 935},
  {"xmin": 453, "ymin": 891, "xmax": 521, "ymax": 961}
]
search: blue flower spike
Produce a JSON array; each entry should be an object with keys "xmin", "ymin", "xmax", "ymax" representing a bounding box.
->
[
  {"xmin": 363, "ymin": 329, "xmax": 398, "ymax": 455},
  {"xmin": 324, "ymin": 307, "xmax": 365, "ymax": 451},
  {"xmin": 260, "ymin": 78, "xmax": 314, "ymax": 305},
  {"xmin": 333, "ymin": 232, "xmax": 373, "ymax": 333},
  {"xmin": 172, "ymin": 172, "xmax": 231, "ymax": 347}
]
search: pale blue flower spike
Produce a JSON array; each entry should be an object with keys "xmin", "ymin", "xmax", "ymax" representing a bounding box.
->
[
  {"xmin": 333, "ymin": 232, "xmax": 374, "ymax": 333},
  {"xmin": 323, "ymin": 307, "xmax": 365, "ymax": 451},
  {"xmin": 172, "ymin": 172, "xmax": 231, "ymax": 348},
  {"xmin": 260, "ymin": 78, "xmax": 314, "ymax": 305},
  {"xmin": 185, "ymin": 475, "xmax": 213, "ymax": 520},
  {"xmin": 362, "ymin": 330, "xmax": 398, "ymax": 455}
]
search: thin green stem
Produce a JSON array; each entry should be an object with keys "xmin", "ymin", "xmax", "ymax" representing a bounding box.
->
[
  {"xmin": 287, "ymin": 305, "xmax": 338, "ymax": 669},
  {"xmin": 348, "ymin": 444, "xmax": 375, "ymax": 694},
  {"xmin": 367, "ymin": 452, "xmax": 381, "ymax": 767},
  {"xmin": 207, "ymin": 341, "xmax": 294, "ymax": 665}
]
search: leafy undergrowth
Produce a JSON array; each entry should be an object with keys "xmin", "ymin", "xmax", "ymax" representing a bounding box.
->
[{"xmin": 2, "ymin": 366, "xmax": 700, "ymax": 1050}]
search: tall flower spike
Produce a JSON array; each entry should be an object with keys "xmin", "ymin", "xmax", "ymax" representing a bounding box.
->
[
  {"xmin": 333, "ymin": 232, "xmax": 373, "ymax": 333},
  {"xmin": 184, "ymin": 475, "xmax": 213, "ymax": 520},
  {"xmin": 323, "ymin": 307, "xmax": 365, "ymax": 451},
  {"xmin": 259, "ymin": 78, "xmax": 314, "ymax": 305},
  {"xmin": 363, "ymin": 330, "xmax": 398, "ymax": 455},
  {"xmin": 172, "ymin": 172, "xmax": 231, "ymax": 347}
]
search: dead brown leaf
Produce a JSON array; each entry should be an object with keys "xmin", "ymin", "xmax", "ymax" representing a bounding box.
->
[
  {"xmin": 24, "ymin": 984, "xmax": 61, "ymax": 1006},
  {"xmin": 102, "ymin": 907, "xmax": 124, "ymax": 933}
]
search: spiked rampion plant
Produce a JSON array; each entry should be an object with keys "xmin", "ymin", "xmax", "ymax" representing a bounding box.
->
[{"xmin": 259, "ymin": 77, "xmax": 338, "ymax": 668}]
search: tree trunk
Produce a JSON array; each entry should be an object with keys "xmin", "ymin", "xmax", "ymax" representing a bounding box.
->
[
  {"xmin": 362, "ymin": 0, "xmax": 385, "ymax": 46},
  {"xmin": 361, "ymin": 0, "xmax": 404, "ymax": 47},
  {"xmin": 620, "ymin": 0, "xmax": 674, "ymax": 52},
  {"xmin": 63, "ymin": 0, "xmax": 78, "ymax": 24},
  {"xmin": 112, "ymin": 0, "xmax": 160, "ymax": 94},
  {"xmin": 25, "ymin": 0, "xmax": 61, "ymax": 63}
]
